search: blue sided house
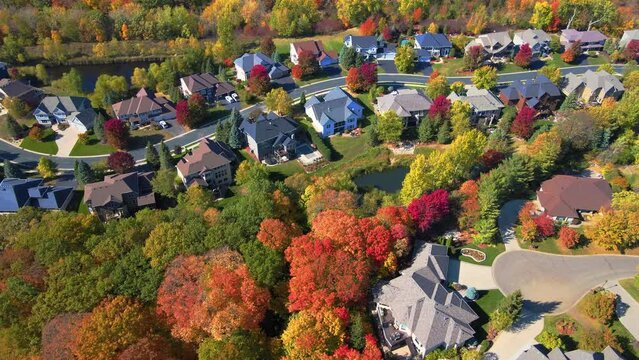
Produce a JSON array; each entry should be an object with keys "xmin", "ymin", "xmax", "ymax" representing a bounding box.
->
[
  {"xmin": 304, "ymin": 87, "xmax": 364, "ymax": 138},
  {"xmin": 0, "ymin": 178, "xmax": 73, "ymax": 213}
]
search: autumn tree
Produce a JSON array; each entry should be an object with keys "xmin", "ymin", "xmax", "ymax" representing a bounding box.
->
[
  {"xmin": 37, "ymin": 156, "xmax": 57, "ymax": 179},
  {"xmin": 426, "ymin": 71, "xmax": 450, "ymax": 99},
  {"xmin": 260, "ymin": 37, "xmax": 276, "ymax": 56},
  {"xmin": 530, "ymin": 1, "xmax": 553, "ymax": 30},
  {"xmin": 466, "ymin": 4, "xmax": 488, "ymax": 34},
  {"xmin": 359, "ymin": 17, "xmax": 376, "ymax": 36},
  {"xmin": 282, "ymin": 309, "xmax": 346, "ymax": 359},
  {"xmin": 335, "ymin": 0, "xmax": 383, "ymax": 27},
  {"xmin": 457, "ymin": 180, "xmax": 480, "ymax": 230},
  {"xmin": 264, "ymin": 88, "xmax": 293, "ymax": 115},
  {"xmin": 297, "ymin": 50, "xmax": 320, "ymax": 78},
  {"xmin": 346, "ymin": 63, "xmax": 377, "ymax": 93},
  {"xmin": 539, "ymin": 65, "xmax": 562, "ymax": 85},
  {"xmin": 176, "ymin": 93, "xmax": 207, "ymax": 129},
  {"xmin": 514, "ymin": 43, "xmax": 533, "ymax": 69},
  {"xmin": 257, "ymin": 218, "xmax": 302, "ymax": 251},
  {"xmin": 376, "ymin": 111, "xmax": 403, "ymax": 143},
  {"xmin": 394, "ymin": 45, "xmax": 415, "ymax": 73},
  {"xmin": 248, "ymin": 65, "xmax": 271, "ymax": 96},
  {"xmin": 407, "ymin": 189, "xmax": 450, "ymax": 233},
  {"xmin": 90, "ymin": 74, "xmax": 128, "ymax": 109},
  {"xmin": 71, "ymin": 296, "xmax": 152, "ymax": 360},
  {"xmin": 579, "ymin": 288, "xmax": 616, "ymax": 324},
  {"xmin": 104, "ymin": 118, "xmax": 129, "ymax": 150},
  {"xmin": 325, "ymin": 334, "xmax": 382, "ymax": 359},
  {"xmin": 450, "ymin": 101, "xmax": 472, "ymax": 138},
  {"xmin": 558, "ymin": 226, "xmax": 580, "ymax": 248},
  {"xmin": 198, "ymin": 330, "xmax": 271, "ymax": 360},
  {"xmin": 585, "ymin": 209, "xmax": 639, "ymax": 251},
  {"xmin": 510, "ymin": 107, "xmax": 536, "ymax": 139},
  {"xmin": 429, "ymin": 95, "xmax": 451, "ymax": 120},
  {"xmin": 107, "ymin": 151, "xmax": 135, "ymax": 174},
  {"xmin": 269, "ymin": 0, "xmax": 318, "ymax": 37},
  {"xmin": 472, "ymin": 65, "xmax": 497, "ymax": 90},
  {"xmin": 464, "ymin": 45, "xmax": 484, "ymax": 71},
  {"xmin": 143, "ymin": 219, "xmax": 207, "ymax": 269},
  {"xmin": 534, "ymin": 214, "xmax": 555, "ymax": 237}
]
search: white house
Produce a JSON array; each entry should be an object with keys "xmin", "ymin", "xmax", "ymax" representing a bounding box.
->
[
  {"xmin": 33, "ymin": 96, "xmax": 96, "ymax": 133},
  {"xmin": 304, "ymin": 87, "xmax": 364, "ymax": 138}
]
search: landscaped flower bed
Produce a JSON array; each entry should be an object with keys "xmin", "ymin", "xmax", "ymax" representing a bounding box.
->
[{"xmin": 461, "ymin": 248, "xmax": 487, "ymax": 263}]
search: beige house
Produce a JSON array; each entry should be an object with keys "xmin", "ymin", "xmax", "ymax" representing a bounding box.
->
[
  {"xmin": 176, "ymin": 138, "xmax": 236, "ymax": 190},
  {"xmin": 562, "ymin": 70, "xmax": 624, "ymax": 105}
]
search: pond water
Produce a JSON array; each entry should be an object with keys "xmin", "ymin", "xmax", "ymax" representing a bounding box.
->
[
  {"xmin": 354, "ymin": 166, "xmax": 409, "ymax": 193},
  {"xmin": 47, "ymin": 61, "xmax": 156, "ymax": 93}
]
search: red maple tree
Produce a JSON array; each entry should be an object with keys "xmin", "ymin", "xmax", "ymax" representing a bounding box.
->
[
  {"xmin": 407, "ymin": 189, "xmax": 450, "ymax": 233},
  {"xmin": 514, "ymin": 43, "xmax": 532, "ymax": 68},
  {"xmin": 428, "ymin": 95, "xmax": 451, "ymax": 119},
  {"xmin": 248, "ymin": 64, "xmax": 271, "ymax": 95},
  {"xmin": 107, "ymin": 151, "xmax": 135, "ymax": 174},
  {"xmin": 558, "ymin": 226, "xmax": 580, "ymax": 248},
  {"xmin": 257, "ymin": 218, "xmax": 301, "ymax": 251},
  {"xmin": 359, "ymin": 17, "xmax": 376, "ymax": 36},
  {"xmin": 534, "ymin": 214, "xmax": 555, "ymax": 237},
  {"xmin": 480, "ymin": 149, "xmax": 506, "ymax": 170},
  {"xmin": 175, "ymin": 99, "xmax": 189, "ymax": 127},
  {"xmin": 104, "ymin": 118, "xmax": 129, "ymax": 150},
  {"xmin": 510, "ymin": 106, "xmax": 536, "ymax": 139},
  {"xmin": 323, "ymin": 334, "xmax": 383, "ymax": 360},
  {"xmin": 292, "ymin": 65, "xmax": 304, "ymax": 80}
]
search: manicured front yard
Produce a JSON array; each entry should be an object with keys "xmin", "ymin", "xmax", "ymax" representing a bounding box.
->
[
  {"xmin": 619, "ymin": 278, "xmax": 639, "ymax": 303},
  {"xmin": 455, "ymin": 242, "xmax": 505, "ymax": 267},
  {"xmin": 431, "ymin": 58, "xmax": 467, "ymax": 76},
  {"xmin": 20, "ymin": 129, "xmax": 58, "ymax": 155},
  {"xmin": 518, "ymin": 231, "xmax": 639, "ymax": 256},
  {"xmin": 69, "ymin": 133, "xmax": 114, "ymax": 156},
  {"xmin": 468, "ymin": 289, "xmax": 505, "ymax": 341}
]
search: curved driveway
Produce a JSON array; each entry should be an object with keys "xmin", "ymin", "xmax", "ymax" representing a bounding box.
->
[
  {"xmin": 0, "ymin": 64, "xmax": 624, "ymax": 169},
  {"xmin": 492, "ymin": 251, "xmax": 639, "ymax": 314}
]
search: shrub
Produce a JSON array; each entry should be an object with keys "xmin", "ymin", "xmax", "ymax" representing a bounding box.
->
[
  {"xmin": 558, "ymin": 227, "xmax": 580, "ymax": 248},
  {"xmin": 28, "ymin": 124, "xmax": 44, "ymax": 140},
  {"xmin": 536, "ymin": 330, "xmax": 562, "ymax": 350},
  {"xmin": 579, "ymin": 288, "xmax": 616, "ymax": 324},
  {"xmin": 534, "ymin": 214, "xmax": 555, "ymax": 237},
  {"xmin": 57, "ymin": 123, "xmax": 69, "ymax": 131},
  {"xmin": 77, "ymin": 133, "xmax": 90, "ymax": 145},
  {"xmin": 555, "ymin": 318, "xmax": 576, "ymax": 335}
]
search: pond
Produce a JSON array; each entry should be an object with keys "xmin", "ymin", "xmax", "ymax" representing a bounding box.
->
[
  {"xmin": 354, "ymin": 166, "xmax": 409, "ymax": 193},
  {"xmin": 47, "ymin": 61, "xmax": 156, "ymax": 93}
]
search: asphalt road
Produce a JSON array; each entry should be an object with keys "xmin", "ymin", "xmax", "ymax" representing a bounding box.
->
[
  {"xmin": 492, "ymin": 250, "xmax": 639, "ymax": 314},
  {"xmin": 0, "ymin": 64, "xmax": 624, "ymax": 169}
]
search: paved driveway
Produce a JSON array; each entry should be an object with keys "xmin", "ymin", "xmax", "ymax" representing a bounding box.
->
[
  {"xmin": 498, "ymin": 199, "xmax": 525, "ymax": 252},
  {"xmin": 448, "ymin": 259, "xmax": 497, "ymax": 290},
  {"xmin": 53, "ymin": 125, "xmax": 80, "ymax": 157},
  {"xmin": 493, "ymin": 251, "xmax": 639, "ymax": 314},
  {"xmin": 610, "ymin": 280, "xmax": 639, "ymax": 340}
]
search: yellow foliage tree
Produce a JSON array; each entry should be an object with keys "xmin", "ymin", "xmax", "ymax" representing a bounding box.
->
[
  {"xmin": 428, "ymin": 22, "xmax": 439, "ymax": 33},
  {"xmin": 282, "ymin": 309, "xmax": 346, "ymax": 360},
  {"xmin": 120, "ymin": 23, "xmax": 129, "ymax": 41},
  {"xmin": 466, "ymin": 4, "xmax": 488, "ymax": 35},
  {"xmin": 450, "ymin": 100, "xmax": 472, "ymax": 138}
]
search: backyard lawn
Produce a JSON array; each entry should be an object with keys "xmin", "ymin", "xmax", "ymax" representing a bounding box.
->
[
  {"xmin": 20, "ymin": 129, "xmax": 58, "ymax": 155},
  {"xmin": 468, "ymin": 289, "xmax": 505, "ymax": 341},
  {"xmin": 273, "ymin": 29, "xmax": 357, "ymax": 59},
  {"xmin": 69, "ymin": 133, "xmax": 114, "ymax": 156},
  {"xmin": 619, "ymin": 278, "xmax": 639, "ymax": 303}
]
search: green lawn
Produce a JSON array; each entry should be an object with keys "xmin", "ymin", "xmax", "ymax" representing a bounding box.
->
[
  {"xmin": 619, "ymin": 278, "xmax": 639, "ymax": 303},
  {"xmin": 20, "ymin": 129, "xmax": 58, "ymax": 155},
  {"xmin": 129, "ymin": 128, "xmax": 173, "ymax": 150},
  {"xmin": 455, "ymin": 242, "xmax": 506, "ymax": 266},
  {"xmin": 469, "ymin": 289, "xmax": 505, "ymax": 341},
  {"xmin": 431, "ymin": 58, "xmax": 467, "ymax": 76},
  {"xmin": 273, "ymin": 29, "xmax": 357, "ymax": 59},
  {"xmin": 545, "ymin": 53, "xmax": 611, "ymax": 68},
  {"xmin": 69, "ymin": 133, "xmax": 114, "ymax": 156}
]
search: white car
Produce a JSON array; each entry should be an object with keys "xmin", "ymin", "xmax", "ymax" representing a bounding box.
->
[
  {"xmin": 159, "ymin": 120, "xmax": 169, "ymax": 129},
  {"xmin": 225, "ymin": 95, "xmax": 234, "ymax": 104},
  {"xmin": 231, "ymin": 93, "xmax": 239, "ymax": 102}
]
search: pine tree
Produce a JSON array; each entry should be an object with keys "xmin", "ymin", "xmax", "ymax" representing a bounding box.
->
[
  {"xmin": 299, "ymin": 91, "xmax": 306, "ymax": 106},
  {"xmin": 419, "ymin": 118, "xmax": 438, "ymax": 142},
  {"xmin": 75, "ymin": 160, "xmax": 95, "ymax": 185},
  {"xmin": 437, "ymin": 121, "xmax": 452, "ymax": 144},
  {"xmin": 349, "ymin": 313, "xmax": 366, "ymax": 350},
  {"xmin": 159, "ymin": 141, "xmax": 173, "ymax": 170},
  {"xmin": 366, "ymin": 126, "xmax": 380, "ymax": 146},
  {"xmin": 145, "ymin": 141, "xmax": 160, "ymax": 169},
  {"xmin": 272, "ymin": 51, "xmax": 281, "ymax": 63},
  {"xmin": 560, "ymin": 92, "xmax": 579, "ymax": 111},
  {"xmin": 218, "ymin": 65, "xmax": 227, "ymax": 81},
  {"xmin": 202, "ymin": 57, "xmax": 213, "ymax": 73},
  {"xmin": 4, "ymin": 116, "xmax": 23, "ymax": 140},
  {"xmin": 94, "ymin": 113, "xmax": 105, "ymax": 142},
  {"xmin": 228, "ymin": 122, "xmax": 243, "ymax": 149},
  {"xmin": 339, "ymin": 46, "xmax": 357, "ymax": 69},
  {"xmin": 3, "ymin": 159, "xmax": 22, "ymax": 178}
]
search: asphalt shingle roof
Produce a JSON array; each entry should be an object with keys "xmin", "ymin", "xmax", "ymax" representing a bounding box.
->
[
  {"xmin": 239, "ymin": 112, "xmax": 299, "ymax": 144},
  {"xmin": 415, "ymin": 33, "xmax": 452, "ymax": 49},
  {"xmin": 176, "ymin": 138, "xmax": 235, "ymax": 177},
  {"xmin": 537, "ymin": 175, "xmax": 612, "ymax": 218},
  {"xmin": 376, "ymin": 89, "xmax": 432, "ymax": 117},
  {"xmin": 305, "ymin": 87, "xmax": 363, "ymax": 126}
]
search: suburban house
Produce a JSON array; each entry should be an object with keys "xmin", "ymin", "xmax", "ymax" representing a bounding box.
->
[
  {"xmin": 84, "ymin": 171, "xmax": 156, "ymax": 221},
  {"xmin": 234, "ymin": 52, "xmax": 290, "ymax": 81},
  {"xmin": 560, "ymin": 29, "xmax": 607, "ymax": 52},
  {"xmin": 447, "ymin": 86, "xmax": 504, "ymax": 126},
  {"xmin": 304, "ymin": 87, "xmax": 364, "ymax": 138},
  {"xmin": 562, "ymin": 70, "xmax": 625, "ymax": 104},
  {"xmin": 179, "ymin": 73, "xmax": 236, "ymax": 104},
  {"xmin": 374, "ymin": 243, "xmax": 479, "ymax": 358},
  {"xmin": 536, "ymin": 175, "xmax": 612, "ymax": 222},
  {"xmin": 343, "ymin": 35, "xmax": 381, "ymax": 59},
  {"xmin": 414, "ymin": 33, "xmax": 453, "ymax": 58},
  {"xmin": 375, "ymin": 89, "xmax": 432, "ymax": 127},
  {"xmin": 0, "ymin": 178, "xmax": 73, "ymax": 213},
  {"xmin": 0, "ymin": 78, "xmax": 43, "ymax": 109},
  {"xmin": 239, "ymin": 111, "xmax": 299, "ymax": 163},
  {"xmin": 176, "ymin": 138, "xmax": 236, "ymax": 189},
  {"xmin": 498, "ymin": 75, "xmax": 563, "ymax": 112},
  {"xmin": 290, "ymin": 40, "xmax": 338, "ymax": 67},
  {"xmin": 513, "ymin": 29, "xmax": 551, "ymax": 57},
  {"xmin": 517, "ymin": 344, "xmax": 622, "ymax": 360},
  {"xmin": 0, "ymin": 62, "xmax": 8, "ymax": 79},
  {"xmin": 465, "ymin": 31, "xmax": 513, "ymax": 58},
  {"xmin": 33, "ymin": 96, "xmax": 96, "ymax": 133},
  {"xmin": 620, "ymin": 29, "xmax": 639, "ymax": 49},
  {"xmin": 112, "ymin": 88, "xmax": 176, "ymax": 129}
]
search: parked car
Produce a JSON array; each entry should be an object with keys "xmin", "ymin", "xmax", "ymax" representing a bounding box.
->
[
  {"xmin": 232, "ymin": 93, "xmax": 239, "ymax": 102},
  {"xmin": 159, "ymin": 120, "xmax": 169, "ymax": 129},
  {"xmin": 225, "ymin": 95, "xmax": 234, "ymax": 104}
]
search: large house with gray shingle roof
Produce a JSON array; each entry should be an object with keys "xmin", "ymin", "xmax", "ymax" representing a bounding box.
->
[
  {"xmin": 448, "ymin": 86, "xmax": 504, "ymax": 126},
  {"xmin": 179, "ymin": 73, "xmax": 236, "ymax": 104},
  {"xmin": 374, "ymin": 243, "xmax": 478, "ymax": 357},
  {"xmin": 465, "ymin": 32, "xmax": 514, "ymax": 58},
  {"xmin": 305, "ymin": 87, "xmax": 364, "ymax": 138},
  {"xmin": 499, "ymin": 74, "xmax": 562, "ymax": 112},
  {"xmin": 84, "ymin": 171, "xmax": 156, "ymax": 221},
  {"xmin": 560, "ymin": 29, "xmax": 607, "ymax": 52},
  {"xmin": 112, "ymin": 88, "xmax": 176, "ymax": 129},
  {"xmin": 414, "ymin": 33, "xmax": 453, "ymax": 58},
  {"xmin": 0, "ymin": 78, "xmax": 43, "ymax": 109},
  {"xmin": 176, "ymin": 138, "xmax": 236, "ymax": 189},
  {"xmin": 344, "ymin": 35, "xmax": 381, "ymax": 59},
  {"xmin": 375, "ymin": 89, "xmax": 432, "ymax": 127},
  {"xmin": 0, "ymin": 178, "xmax": 73, "ymax": 213},
  {"xmin": 513, "ymin": 29, "xmax": 551, "ymax": 57},
  {"xmin": 33, "ymin": 96, "xmax": 96, "ymax": 133},
  {"xmin": 234, "ymin": 52, "xmax": 290, "ymax": 82},
  {"xmin": 240, "ymin": 112, "xmax": 299, "ymax": 162},
  {"xmin": 562, "ymin": 70, "xmax": 624, "ymax": 104},
  {"xmin": 517, "ymin": 344, "xmax": 622, "ymax": 360}
]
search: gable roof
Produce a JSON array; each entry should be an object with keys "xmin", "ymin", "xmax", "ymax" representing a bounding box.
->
[
  {"xmin": 84, "ymin": 172, "xmax": 155, "ymax": 208},
  {"xmin": 0, "ymin": 79, "xmax": 42, "ymax": 105},
  {"xmin": 176, "ymin": 138, "xmax": 236, "ymax": 177},
  {"xmin": 415, "ymin": 33, "xmax": 453, "ymax": 49},
  {"xmin": 537, "ymin": 175, "xmax": 612, "ymax": 218},
  {"xmin": 0, "ymin": 178, "xmax": 73, "ymax": 212},
  {"xmin": 562, "ymin": 70, "xmax": 624, "ymax": 96},
  {"xmin": 620, "ymin": 29, "xmax": 639, "ymax": 48},
  {"xmin": 514, "ymin": 29, "xmax": 551, "ymax": 47},
  {"xmin": 448, "ymin": 86, "xmax": 505, "ymax": 112},
  {"xmin": 36, "ymin": 96, "xmax": 91, "ymax": 114},
  {"xmin": 517, "ymin": 345, "xmax": 622, "ymax": 360},
  {"xmin": 305, "ymin": 87, "xmax": 363, "ymax": 126},
  {"xmin": 112, "ymin": 88, "xmax": 175, "ymax": 118},
  {"xmin": 239, "ymin": 112, "xmax": 299, "ymax": 143},
  {"xmin": 345, "ymin": 35, "xmax": 379, "ymax": 49},
  {"xmin": 234, "ymin": 52, "xmax": 275, "ymax": 73},
  {"xmin": 501, "ymin": 75, "xmax": 562, "ymax": 103},
  {"xmin": 180, "ymin": 73, "xmax": 235, "ymax": 96},
  {"xmin": 561, "ymin": 29, "xmax": 607, "ymax": 43},
  {"xmin": 466, "ymin": 32, "xmax": 513, "ymax": 54},
  {"xmin": 376, "ymin": 89, "xmax": 432, "ymax": 117},
  {"xmin": 374, "ymin": 243, "xmax": 479, "ymax": 352}
]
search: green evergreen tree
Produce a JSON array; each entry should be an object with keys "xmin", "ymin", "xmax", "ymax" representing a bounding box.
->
[
  {"xmin": 218, "ymin": 65, "xmax": 227, "ymax": 81},
  {"xmin": 228, "ymin": 122, "xmax": 243, "ymax": 149},
  {"xmin": 3, "ymin": 159, "xmax": 21, "ymax": 178},
  {"xmin": 215, "ymin": 120, "xmax": 231, "ymax": 143},
  {"xmin": 366, "ymin": 126, "xmax": 381, "ymax": 146},
  {"xmin": 202, "ymin": 57, "xmax": 213, "ymax": 73},
  {"xmin": 560, "ymin": 92, "xmax": 579, "ymax": 111},
  {"xmin": 437, "ymin": 121, "xmax": 452, "ymax": 144},
  {"xmin": 272, "ymin": 51, "xmax": 281, "ymax": 63},
  {"xmin": 94, "ymin": 113, "xmax": 105, "ymax": 142},
  {"xmin": 159, "ymin": 141, "xmax": 173, "ymax": 170},
  {"xmin": 75, "ymin": 160, "xmax": 95, "ymax": 185},
  {"xmin": 339, "ymin": 46, "xmax": 357, "ymax": 69},
  {"xmin": 418, "ymin": 118, "xmax": 438, "ymax": 142},
  {"xmin": 145, "ymin": 141, "xmax": 160, "ymax": 169},
  {"xmin": 4, "ymin": 116, "xmax": 23, "ymax": 140},
  {"xmin": 299, "ymin": 91, "xmax": 306, "ymax": 106},
  {"xmin": 349, "ymin": 313, "xmax": 366, "ymax": 350}
]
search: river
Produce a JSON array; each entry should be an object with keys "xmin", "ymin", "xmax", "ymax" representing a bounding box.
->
[
  {"xmin": 47, "ymin": 61, "xmax": 156, "ymax": 92},
  {"xmin": 353, "ymin": 166, "xmax": 409, "ymax": 193}
]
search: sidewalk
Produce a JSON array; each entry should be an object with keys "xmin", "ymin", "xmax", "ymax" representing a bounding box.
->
[{"xmin": 610, "ymin": 280, "xmax": 639, "ymax": 340}]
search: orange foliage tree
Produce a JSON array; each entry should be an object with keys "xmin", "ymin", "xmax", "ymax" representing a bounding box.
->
[
  {"xmin": 257, "ymin": 218, "xmax": 302, "ymax": 251},
  {"xmin": 359, "ymin": 17, "xmax": 376, "ymax": 36}
]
